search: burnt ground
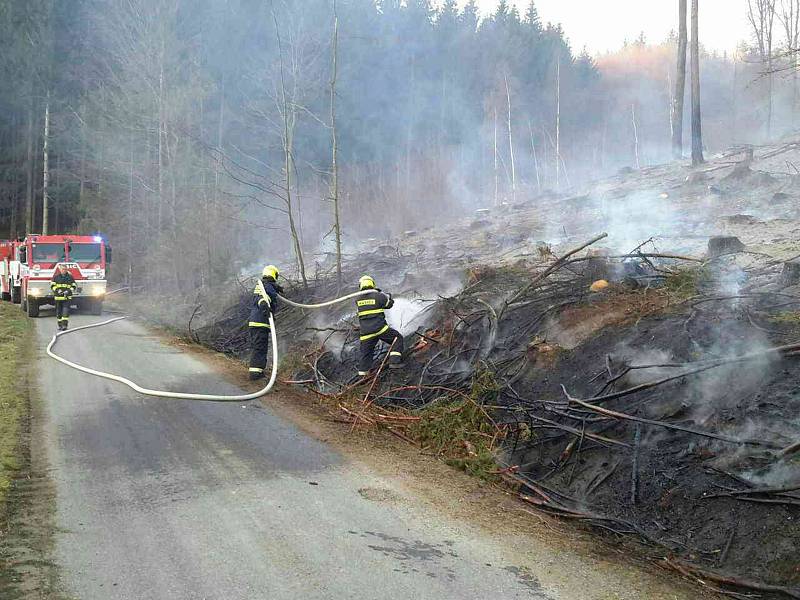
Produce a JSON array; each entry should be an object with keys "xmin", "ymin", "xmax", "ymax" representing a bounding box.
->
[
  {"xmin": 187, "ymin": 142, "xmax": 800, "ymax": 598},
  {"xmin": 194, "ymin": 256, "xmax": 800, "ymax": 597}
]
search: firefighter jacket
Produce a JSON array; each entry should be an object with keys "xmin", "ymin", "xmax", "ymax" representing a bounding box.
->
[
  {"xmin": 51, "ymin": 272, "xmax": 77, "ymax": 301},
  {"xmin": 248, "ymin": 277, "xmax": 282, "ymax": 328},
  {"xmin": 356, "ymin": 289, "xmax": 394, "ymax": 341}
]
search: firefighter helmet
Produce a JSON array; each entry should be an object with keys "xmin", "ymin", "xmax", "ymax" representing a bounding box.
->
[
  {"xmin": 262, "ymin": 265, "xmax": 279, "ymax": 280},
  {"xmin": 359, "ymin": 275, "xmax": 376, "ymax": 290}
]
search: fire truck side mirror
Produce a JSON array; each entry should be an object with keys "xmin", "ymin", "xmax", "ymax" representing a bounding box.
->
[
  {"xmin": 105, "ymin": 244, "xmax": 112, "ymax": 264},
  {"xmin": 18, "ymin": 247, "xmax": 26, "ymax": 263}
]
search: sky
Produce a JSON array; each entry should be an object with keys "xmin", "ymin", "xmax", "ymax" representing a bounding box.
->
[{"xmin": 466, "ymin": 0, "xmax": 753, "ymax": 56}]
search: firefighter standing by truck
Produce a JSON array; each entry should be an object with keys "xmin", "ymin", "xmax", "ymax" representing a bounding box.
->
[
  {"xmin": 51, "ymin": 264, "xmax": 77, "ymax": 331},
  {"xmin": 247, "ymin": 265, "xmax": 283, "ymax": 380},
  {"xmin": 356, "ymin": 275, "xmax": 404, "ymax": 376}
]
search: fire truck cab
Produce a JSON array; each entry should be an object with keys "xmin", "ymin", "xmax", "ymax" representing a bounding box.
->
[{"xmin": 17, "ymin": 234, "xmax": 111, "ymax": 318}]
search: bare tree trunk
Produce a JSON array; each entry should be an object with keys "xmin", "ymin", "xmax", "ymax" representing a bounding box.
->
[
  {"xmin": 779, "ymin": 0, "xmax": 799, "ymax": 126},
  {"xmin": 212, "ymin": 78, "xmax": 225, "ymax": 281},
  {"xmin": 504, "ymin": 73, "xmax": 516, "ymax": 203},
  {"xmin": 42, "ymin": 93, "xmax": 50, "ymax": 235},
  {"xmin": 748, "ymin": 0, "xmax": 777, "ymax": 139},
  {"xmin": 690, "ymin": 0, "xmax": 704, "ymax": 165},
  {"xmin": 493, "ymin": 107, "xmax": 499, "ymax": 205},
  {"xmin": 732, "ymin": 53, "xmax": 739, "ymax": 142},
  {"xmin": 631, "ymin": 103, "xmax": 641, "ymax": 169},
  {"xmin": 25, "ymin": 100, "xmax": 34, "ymax": 234},
  {"xmin": 527, "ymin": 119, "xmax": 541, "ymax": 195},
  {"xmin": 55, "ymin": 153, "xmax": 60, "ymax": 233},
  {"xmin": 667, "ymin": 69, "xmax": 674, "ymax": 141},
  {"xmin": 673, "ymin": 0, "xmax": 688, "ymax": 158},
  {"xmin": 10, "ymin": 116, "xmax": 19, "ymax": 238},
  {"xmin": 330, "ymin": 0, "xmax": 342, "ymax": 291},
  {"xmin": 157, "ymin": 43, "xmax": 165, "ymax": 236},
  {"xmin": 555, "ymin": 59, "xmax": 561, "ymax": 190},
  {"xmin": 793, "ymin": 0, "xmax": 799, "ymax": 125},
  {"xmin": 79, "ymin": 100, "xmax": 86, "ymax": 206},
  {"xmin": 767, "ymin": 57, "xmax": 774, "ymax": 139},
  {"xmin": 214, "ymin": 81, "xmax": 224, "ymax": 206},
  {"xmin": 129, "ymin": 129, "xmax": 135, "ymax": 292},
  {"xmin": 274, "ymin": 9, "xmax": 307, "ymax": 286}
]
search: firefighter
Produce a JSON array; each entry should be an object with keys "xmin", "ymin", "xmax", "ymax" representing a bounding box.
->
[
  {"xmin": 356, "ymin": 275, "xmax": 404, "ymax": 376},
  {"xmin": 51, "ymin": 264, "xmax": 76, "ymax": 331},
  {"xmin": 247, "ymin": 265, "xmax": 283, "ymax": 380}
]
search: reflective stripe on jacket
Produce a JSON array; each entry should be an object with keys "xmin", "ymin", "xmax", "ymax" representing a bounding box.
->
[
  {"xmin": 51, "ymin": 272, "xmax": 76, "ymax": 300},
  {"xmin": 356, "ymin": 289, "xmax": 394, "ymax": 340},
  {"xmin": 248, "ymin": 277, "xmax": 281, "ymax": 328}
]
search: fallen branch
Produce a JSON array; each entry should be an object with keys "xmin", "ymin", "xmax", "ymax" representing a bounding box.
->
[
  {"xmin": 562, "ymin": 386, "xmax": 783, "ymax": 449},
  {"xmin": 578, "ymin": 339, "xmax": 800, "ymax": 406},
  {"xmin": 780, "ymin": 439, "xmax": 800, "ymax": 457},
  {"xmin": 665, "ymin": 559, "xmax": 800, "ymax": 600}
]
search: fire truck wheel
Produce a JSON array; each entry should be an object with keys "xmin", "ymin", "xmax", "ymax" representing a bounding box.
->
[
  {"xmin": 11, "ymin": 286, "xmax": 20, "ymax": 304},
  {"xmin": 26, "ymin": 297, "xmax": 39, "ymax": 318},
  {"xmin": 1, "ymin": 291, "xmax": 9, "ymax": 302},
  {"xmin": 90, "ymin": 299, "xmax": 103, "ymax": 316}
]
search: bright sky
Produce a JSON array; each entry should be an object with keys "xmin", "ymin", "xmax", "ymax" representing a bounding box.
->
[{"xmin": 467, "ymin": 1, "xmax": 753, "ymax": 55}]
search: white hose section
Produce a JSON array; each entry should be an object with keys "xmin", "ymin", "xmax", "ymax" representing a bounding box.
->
[
  {"xmin": 47, "ymin": 314, "xmax": 278, "ymax": 401},
  {"xmin": 45, "ymin": 288, "xmax": 372, "ymax": 402},
  {"xmin": 276, "ymin": 289, "xmax": 370, "ymax": 309}
]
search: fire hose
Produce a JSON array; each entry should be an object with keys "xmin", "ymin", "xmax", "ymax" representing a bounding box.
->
[{"xmin": 46, "ymin": 289, "xmax": 371, "ymax": 402}]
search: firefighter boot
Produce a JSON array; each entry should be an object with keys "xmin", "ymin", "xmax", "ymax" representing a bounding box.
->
[{"xmin": 388, "ymin": 350, "xmax": 404, "ymax": 369}]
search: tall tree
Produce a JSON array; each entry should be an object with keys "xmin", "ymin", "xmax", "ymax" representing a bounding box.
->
[
  {"xmin": 690, "ymin": 0, "xmax": 704, "ymax": 165},
  {"xmin": 748, "ymin": 0, "xmax": 777, "ymax": 138},
  {"xmin": 329, "ymin": 0, "xmax": 342, "ymax": 290},
  {"xmin": 672, "ymin": 0, "xmax": 687, "ymax": 158},
  {"xmin": 778, "ymin": 0, "xmax": 800, "ymax": 124}
]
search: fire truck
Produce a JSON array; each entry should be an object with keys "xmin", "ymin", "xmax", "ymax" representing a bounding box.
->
[
  {"xmin": 13, "ymin": 234, "xmax": 112, "ymax": 318},
  {"xmin": 0, "ymin": 240, "xmax": 20, "ymax": 303}
]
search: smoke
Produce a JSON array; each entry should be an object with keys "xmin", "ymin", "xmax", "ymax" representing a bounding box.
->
[
  {"xmin": 386, "ymin": 297, "xmax": 434, "ymax": 336},
  {"xmin": 611, "ymin": 344, "xmax": 676, "ymax": 385},
  {"xmin": 742, "ymin": 461, "xmax": 800, "ymax": 487}
]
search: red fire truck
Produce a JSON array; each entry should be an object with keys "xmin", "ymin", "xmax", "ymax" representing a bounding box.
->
[
  {"xmin": 0, "ymin": 240, "xmax": 20, "ymax": 303},
  {"xmin": 14, "ymin": 234, "xmax": 112, "ymax": 318}
]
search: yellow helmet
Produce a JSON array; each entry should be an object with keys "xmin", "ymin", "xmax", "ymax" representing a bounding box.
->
[
  {"xmin": 262, "ymin": 265, "xmax": 279, "ymax": 280},
  {"xmin": 359, "ymin": 275, "xmax": 376, "ymax": 290}
]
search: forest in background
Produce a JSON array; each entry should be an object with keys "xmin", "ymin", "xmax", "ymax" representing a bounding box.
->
[{"xmin": 0, "ymin": 0, "xmax": 795, "ymax": 294}]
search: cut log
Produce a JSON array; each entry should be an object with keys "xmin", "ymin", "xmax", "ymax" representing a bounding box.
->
[{"xmin": 707, "ymin": 236, "xmax": 745, "ymax": 258}]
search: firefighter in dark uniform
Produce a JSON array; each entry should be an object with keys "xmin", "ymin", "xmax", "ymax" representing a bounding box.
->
[
  {"xmin": 248, "ymin": 265, "xmax": 282, "ymax": 380},
  {"xmin": 51, "ymin": 264, "xmax": 76, "ymax": 331},
  {"xmin": 356, "ymin": 275, "xmax": 404, "ymax": 376}
]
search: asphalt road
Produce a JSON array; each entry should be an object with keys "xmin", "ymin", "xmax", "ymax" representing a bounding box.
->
[{"xmin": 33, "ymin": 311, "xmax": 555, "ymax": 600}]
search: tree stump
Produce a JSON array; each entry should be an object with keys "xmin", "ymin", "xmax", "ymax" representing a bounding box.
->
[
  {"xmin": 781, "ymin": 259, "xmax": 800, "ymax": 287},
  {"xmin": 583, "ymin": 249, "xmax": 612, "ymax": 281},
  {"xmin": 707, "ymin": 236, "xmax": 745, "ymax": 258}
]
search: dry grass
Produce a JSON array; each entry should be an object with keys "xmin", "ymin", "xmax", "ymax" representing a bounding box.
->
[{"xmin": 0, "ymin": 303, "xmax": 33, "ymax": 502}]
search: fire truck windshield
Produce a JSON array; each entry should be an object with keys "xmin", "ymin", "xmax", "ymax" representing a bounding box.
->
[
  {"xmin": 68, "ymin": 243, "xmax": 102, "ymax": 263},
  {"xmin": 31, "ymin": 243, "xmax": 67, "ymax": 263}
]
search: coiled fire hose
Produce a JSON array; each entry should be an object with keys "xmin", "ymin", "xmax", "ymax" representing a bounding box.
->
[{"xmin": 46, "ymin": 289, "xmax": 371, "ymax": 402}]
